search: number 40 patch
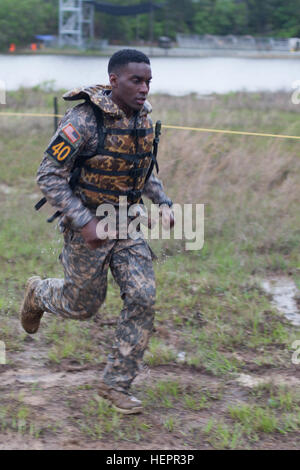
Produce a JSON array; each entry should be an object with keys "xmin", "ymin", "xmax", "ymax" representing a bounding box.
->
[{"xmin": 46, "ymin": 134, "xmax": 76, "ymax": 165}]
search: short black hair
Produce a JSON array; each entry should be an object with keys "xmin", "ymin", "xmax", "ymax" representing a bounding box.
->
[{"xmin": 108, "ymin": 49, "xmax": 150, "ymax": 74}]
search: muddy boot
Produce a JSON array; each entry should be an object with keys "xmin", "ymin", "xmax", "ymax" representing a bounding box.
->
[
  {"xmin": 98, "ymin": 381, "xmax": 143, "ymax": 415},
  {"xmin": 20, "ymin": 276, "xmax": 44, "ymax": 334}
]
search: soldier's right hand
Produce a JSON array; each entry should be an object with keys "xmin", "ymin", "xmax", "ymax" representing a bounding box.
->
[
  {"xmin": 81, "ymin": 217, "xmax": 116, "ymax": 250},
  {"xmin": 160, "ymin": 205, "xmax": 175, "ymax": 230}
]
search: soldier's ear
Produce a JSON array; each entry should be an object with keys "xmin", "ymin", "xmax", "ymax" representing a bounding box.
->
[{"xmin": 109, "ymin": 73, "xmax": 118, "ymax": 89}]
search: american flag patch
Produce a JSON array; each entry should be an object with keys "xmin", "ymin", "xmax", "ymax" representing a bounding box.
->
[{"xmin": 62, "ymin": 123, "xmax": 80, "ymax": 144}]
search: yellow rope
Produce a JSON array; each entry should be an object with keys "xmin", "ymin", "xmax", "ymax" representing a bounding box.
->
[
  {"xmin": 0, "ymin": 112, "xmax": 63, "ymax": 118},
  {"xmin": 162, "ymin": 124, "xmax": 300, "ymax": 140},
  {"xmin": 0, "ymin": 111, "xmax": 299, "ymax": 141}
]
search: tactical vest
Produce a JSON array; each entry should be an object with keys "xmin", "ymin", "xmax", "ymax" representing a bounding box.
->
[
  {"xmin": 76, "ymin": 104, "xmax": 156, "ymax": 208},
  {"xmin": 35, "ymin": 87, "xmax": 160, "ymax": 222}
]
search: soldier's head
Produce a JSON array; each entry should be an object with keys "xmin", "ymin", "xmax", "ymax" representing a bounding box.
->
[{"xmin": 108, "ymin": 49, "xmax": 152, "ymax": 116}]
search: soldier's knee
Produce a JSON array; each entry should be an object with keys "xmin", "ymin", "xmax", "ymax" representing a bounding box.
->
[
  {"xmin": 125, "ymin": 286, "xmax": 156, "ymax": 310},
  {"xmin": 63, "ymin": 293, "xmax": 104, "ymax": 320},
  {"xmin": 64, "ymin": 303, "xmax": 99, "ymax": 320}
]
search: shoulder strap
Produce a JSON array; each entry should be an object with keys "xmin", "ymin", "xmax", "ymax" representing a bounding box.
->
[
  {"xmin": 90, "ymin": 103, "xmax": 106, "ymax": 152},
  {"xmin": 145, "ymin": 120, "xmax": 161, "ymax": 184},
  {"xmin": 71, "ymin": 102, "xmax": 104, "ymax": 169}
]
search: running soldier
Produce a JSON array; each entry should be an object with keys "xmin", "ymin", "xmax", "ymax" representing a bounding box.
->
[{"xmin": 20, "ymin": 49, "xmax": 174, "ymax": 414}]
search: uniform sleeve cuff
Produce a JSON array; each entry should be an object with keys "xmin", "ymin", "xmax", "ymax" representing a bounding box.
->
[
  {"xmin": 159, "ymin": 198, "xmax": 173, "ymax": 208},
  {"xmin": 71, "ymin": 210, "xmax": 94, "ymax": 230}
]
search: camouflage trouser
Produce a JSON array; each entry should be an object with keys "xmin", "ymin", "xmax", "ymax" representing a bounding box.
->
[{"xmin": 35, "ymin": 227, "xmax": 156, "ymax": 392}]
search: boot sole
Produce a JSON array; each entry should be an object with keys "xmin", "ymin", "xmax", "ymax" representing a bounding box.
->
[{"xmin": 112, "ymin": 404, "xmax": 143, "ymax": 415}]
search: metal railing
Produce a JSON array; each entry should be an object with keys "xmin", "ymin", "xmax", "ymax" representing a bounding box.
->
[{"xmin": 176, "ymin": 34, "xmax": 300, "ymax": 52}]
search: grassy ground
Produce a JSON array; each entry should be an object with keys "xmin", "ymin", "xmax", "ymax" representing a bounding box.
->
[{"xmin": 0, "ymin": 87, "xmax": 300, "ymax": 449}]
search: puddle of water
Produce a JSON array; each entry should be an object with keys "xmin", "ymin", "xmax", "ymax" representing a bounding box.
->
[
  {"xmin": 15, "ymin": 371, "xmax": 66, "ymax": 385},
  {"xmin": 236, "ymin": 373, "xmax": 266, "ymax": 388},
  {"xmin": 1, "ymin": 367, "xmax": 100, "ymax": 389},
  {"xmin": 261, "ymin": 277, "xmax": 300, "ymax": 327},
  {"xmin": 236, "ymin": 373, "xmax": 300, "ymax": 389}
]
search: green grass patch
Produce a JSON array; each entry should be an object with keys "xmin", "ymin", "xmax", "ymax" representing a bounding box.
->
[{"xmin": 44, "ymin": 318, "xmax": 103, "ymax": 365}]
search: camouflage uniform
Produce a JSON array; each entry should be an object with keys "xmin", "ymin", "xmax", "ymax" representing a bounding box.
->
[{"xmin": 35, "ymin": 85, "xmax": 171, "ymax": 392}]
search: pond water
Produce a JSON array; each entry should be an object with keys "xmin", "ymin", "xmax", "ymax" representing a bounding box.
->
[{"xmin": 1, "ymin": 55, "xmax": 299, "ymax": 95}]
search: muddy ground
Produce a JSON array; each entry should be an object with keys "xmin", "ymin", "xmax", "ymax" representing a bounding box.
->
[{"xmin": 1, "ymin": 309, "xmax": 300, "ymax": 450}]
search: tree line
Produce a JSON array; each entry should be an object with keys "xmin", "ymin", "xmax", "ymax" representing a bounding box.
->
[{"xmin": 0, "ymin": 0, "xmax": 299, "ymax": 50}]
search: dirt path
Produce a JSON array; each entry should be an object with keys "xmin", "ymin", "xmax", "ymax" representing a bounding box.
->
[{"xmin": 1, "ymin": 319, "xmax": 300, "ymax": 450}]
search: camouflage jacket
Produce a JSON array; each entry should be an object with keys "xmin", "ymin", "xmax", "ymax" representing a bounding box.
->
[{"xmin": 37, "ymin": 85, "xmax": 172, "ymax": 230}]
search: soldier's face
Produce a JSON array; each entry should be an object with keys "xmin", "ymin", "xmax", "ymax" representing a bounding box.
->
[{"xmin": 110, "ymin": 62, "xmax": 152, "ymax": 114}]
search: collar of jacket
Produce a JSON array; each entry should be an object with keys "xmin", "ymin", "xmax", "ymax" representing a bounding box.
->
[{"xmin": 63, "ymin": 84, "xmax": 152, "ymax": 118}]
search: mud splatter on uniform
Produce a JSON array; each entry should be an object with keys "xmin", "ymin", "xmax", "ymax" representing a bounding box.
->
[{"xmin": 35, "ymin": 85, "xmax": 171, "ymax": 391}]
